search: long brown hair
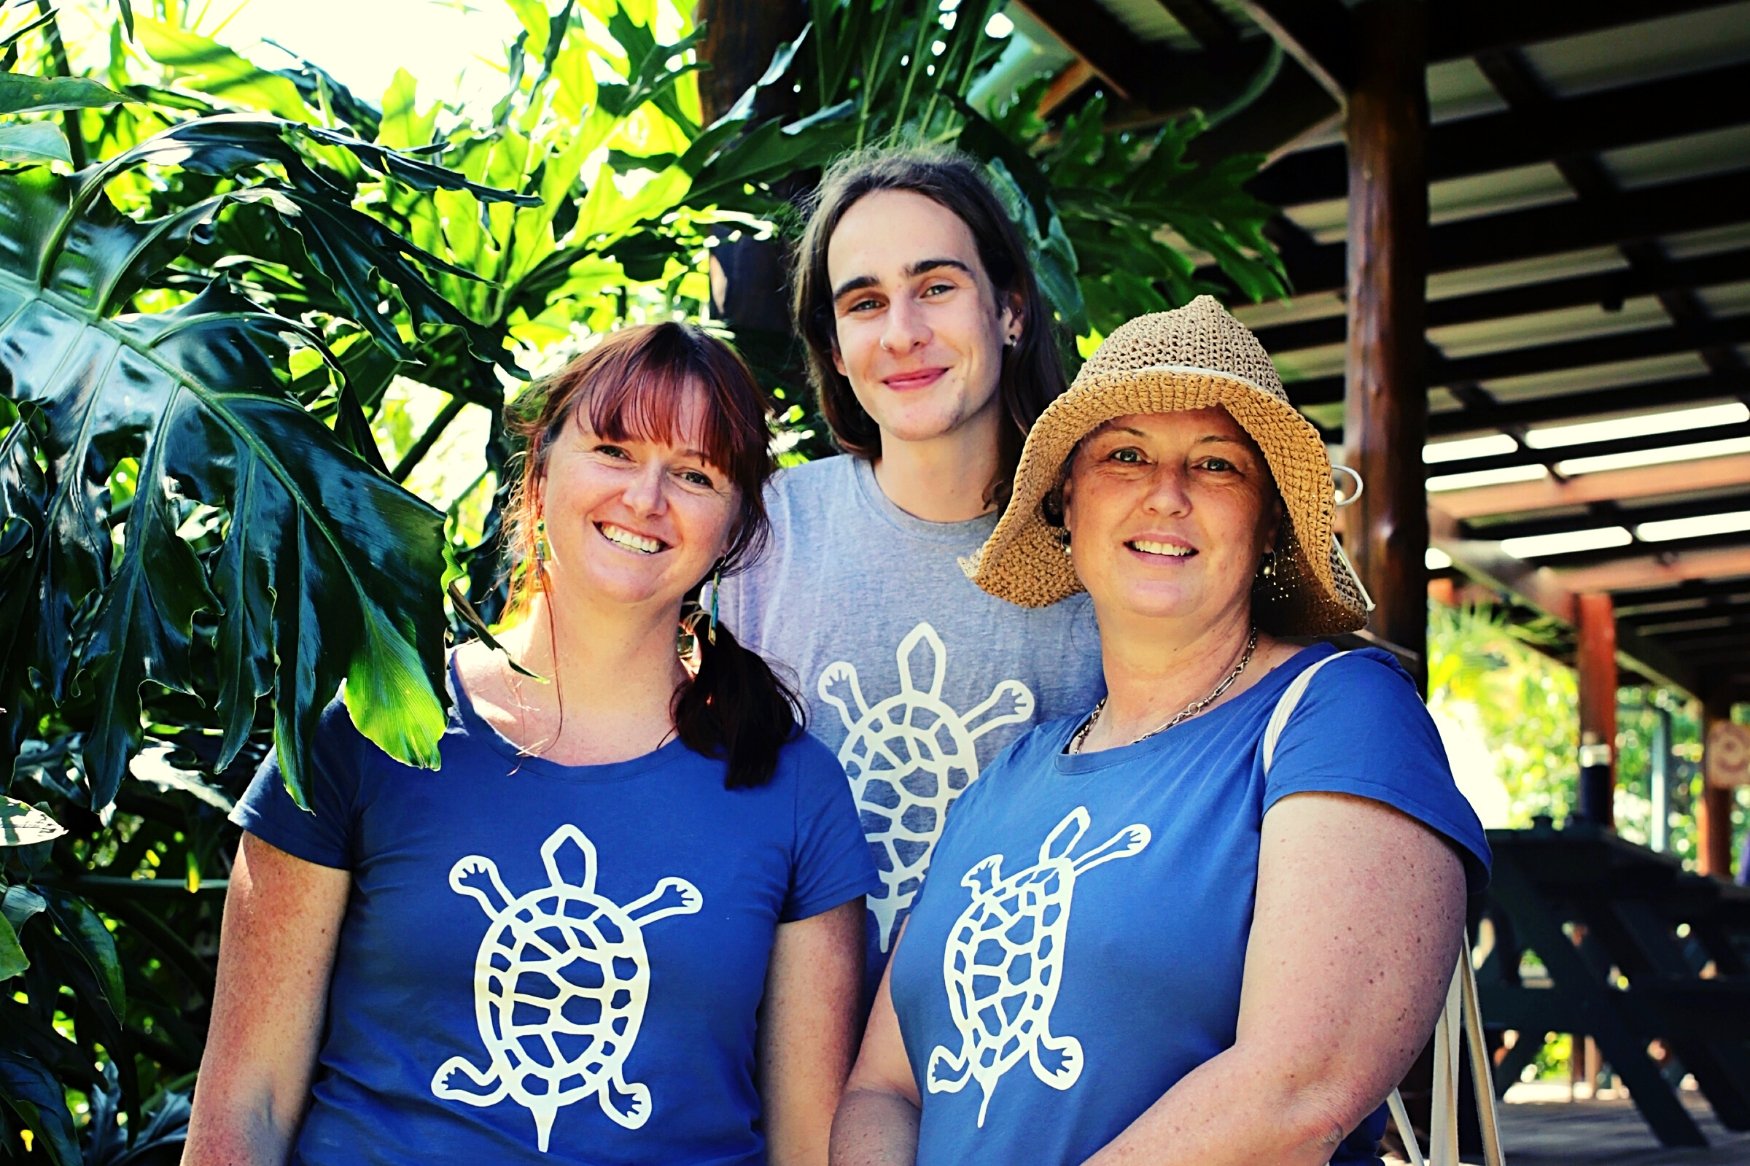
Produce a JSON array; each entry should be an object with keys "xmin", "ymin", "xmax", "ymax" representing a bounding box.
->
[
  {"xmin": 791, "ymin": 144, "xmax": 1069, "ymax": 508},
  {"xmin": 503, "ymin": 322, "xmax": 799, "ymax": 788}
]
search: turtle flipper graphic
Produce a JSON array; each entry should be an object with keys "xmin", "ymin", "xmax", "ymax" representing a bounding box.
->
[
  {"xmin": 430, "ymin": 824, "xmax": 702, "ymax": 1152},
  {"xmin": 926, "ymin": 1044, "xmax": 974, "ymax": 1094},
  {"xmin": 822, "ymin": 622, "xmax": 1038, "ymax": 953},
  {"xmin": 599, "ymin": 1069, "xmax": 652, "ymax": 1129},
  {"xmin": 432, "ymin": 1054, "xmax": 508, "ymax": 1105},
  {"xmin": 927, "ymin": 807, "xmax": 1150, "ymax": 1127},
  {"xmin": 1030, "ymin": 1028, "xmax": 1084, "ymax": 1090}
]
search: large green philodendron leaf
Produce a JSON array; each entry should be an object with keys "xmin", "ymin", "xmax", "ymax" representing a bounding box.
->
[{"xmin": 0, "ymin": 151, "xmax": 455, "ymax": 810}]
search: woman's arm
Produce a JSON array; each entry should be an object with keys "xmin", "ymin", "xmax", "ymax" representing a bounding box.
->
[
  {"xmin": 183, "ymin": 833, "xmax": 350, "ymax": 1166},
  {"xmin": 759, "ymin": 898, "xmax": 866, "ymax": 1166},
  {"xmin": 829, "ymin": 935, "xmax": 922, "ymax": 1166},
  {"xmin": 1083, "ymin": 791, "xmax": 1467, "ymax": 1166}
]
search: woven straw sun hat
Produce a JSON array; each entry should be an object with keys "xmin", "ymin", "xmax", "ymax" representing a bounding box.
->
[{"xmin": 964, "ymin": 295, "xmax": 1372, "ymax": 636}]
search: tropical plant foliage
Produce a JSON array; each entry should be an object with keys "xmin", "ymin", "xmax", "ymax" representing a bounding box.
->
[{"xmin": 0, "ymin": 0, "xmax": 1293, "ymax": 1158}]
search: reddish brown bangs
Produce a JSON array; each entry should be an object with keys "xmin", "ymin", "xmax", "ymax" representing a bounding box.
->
[{"xmin": 581, "ymin": 357, "xmax": 766, "ymax": 493}]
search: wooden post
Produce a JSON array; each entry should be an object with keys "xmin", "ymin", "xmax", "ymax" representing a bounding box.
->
[
  {"xmin": 1576, "ymin": 593, "xmax": 1618, "ymax": 829},
  {"xmin": 693, "ymin": 1, "xmax": 806, "ymax": 335},
  {"xmin": 1699, "ymin": 697, "xmax": 1736, "ymax": 878},
  {"xmin": 1343, "ymin": 0, "xmax": 1430, "ymax": 685}
]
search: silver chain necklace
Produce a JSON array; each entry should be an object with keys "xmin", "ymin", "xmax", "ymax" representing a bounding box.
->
[{"xmin": 1067, "ymin": 627, "xmax": 1260, "ymax": 754}]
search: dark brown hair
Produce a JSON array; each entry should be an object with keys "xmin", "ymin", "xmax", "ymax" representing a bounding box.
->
[
  {"xmin": 504, "ymin": 322, "xmax": 799, "ymax": 788},
  {"xmin": 791, "ymin": 144, "xmax": 1069, "ymax": 508}
]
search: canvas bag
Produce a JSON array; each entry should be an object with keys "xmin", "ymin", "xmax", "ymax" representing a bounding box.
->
[{"xmin": 1262, "ymin": 652, "xmax": 1506, "ymax": 1166}]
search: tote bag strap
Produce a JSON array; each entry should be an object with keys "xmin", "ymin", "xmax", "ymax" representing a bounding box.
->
[{"xmin": 1261, "ymin": 652, "xmax": 1505, "ymax": 1166}]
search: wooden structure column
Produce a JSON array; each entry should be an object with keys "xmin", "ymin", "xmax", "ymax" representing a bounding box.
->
[
  {"xmin": 1576, "ymin": 592, "xmax": 1618, "ymax": 828},
  {"xmin": 693, "ymin": 1, "xmax": 806, "ymax": 336},
  {"xmin": 1342, "ymin": 0, "xmax": 1430, "ymax": 683},
  {"xmin": 1698, "ymin": 696, "xmax": 1737, "ymax": 879}
]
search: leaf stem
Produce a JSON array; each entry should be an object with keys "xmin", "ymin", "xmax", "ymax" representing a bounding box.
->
[{"xmin": 33, "ymin": 0, "xmax": 87, "ymax": 171}]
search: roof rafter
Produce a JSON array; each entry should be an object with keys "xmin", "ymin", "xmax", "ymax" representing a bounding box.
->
[
  {"xmin": 1250, "ymin": 60, "xmax": 1750, "ymax": 205},
  {"xmin": 1229, "ymin": 168, "xmax": 1750, "ymax": 298},
  {"xmin": 1429, "ymin": 507, "xmax": 1702, "ymax": 695},
  {"xmin": 1434, "ymin": 456, "xmax": 1750, "ymax": 521},
  {"xmin": 1252, "ymin": 247, "xmax": 1750, "ymax": 354},
  {"xmin": 1428, "ymin": 0, "xmax": 1745, "ymax": 62},
  {"xmin": 1237, "ymin": 1, "xmax": 1355, "ymax": 99}
]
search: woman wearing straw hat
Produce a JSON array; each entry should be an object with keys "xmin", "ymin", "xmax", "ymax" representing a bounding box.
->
[{"xmin": 830, "ymin": 297, "xmax": 1490, "ymax": 1165}]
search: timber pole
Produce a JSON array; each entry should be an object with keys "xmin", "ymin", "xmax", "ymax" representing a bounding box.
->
[
  {"xmin": 1343, "ymin": 0, "xmax": 1430, "ymax": 686},
  {"xmin": 693, "ymin": 1, "xmax": 807, "ymax": 336},
  {"xmin": 1575, "ymin": 592, "xmax": 1618, "ymax": 829},
  {"xmin": 1698, "ymin": 696, "xmax": 1736, "ymax": 878}
]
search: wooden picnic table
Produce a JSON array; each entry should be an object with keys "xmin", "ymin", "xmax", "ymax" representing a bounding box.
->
[{"xmin": 1478, "ymin": 822, "xmax": 1750, "ymax": 1148}]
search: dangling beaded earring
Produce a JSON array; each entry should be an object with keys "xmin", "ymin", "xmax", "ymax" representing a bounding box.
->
[
  {"xmin": 706, "ymin": 564, "xmax": 721, "ymax": 645},
  {"xmin": 534, "ymin": 518, "xmax": 551, "ymax": 565}
]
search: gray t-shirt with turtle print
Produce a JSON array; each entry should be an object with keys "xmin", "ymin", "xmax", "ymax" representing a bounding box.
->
[{"xmin": 711, "ymin": 454, "xmax": 1104, "ymax": 990}]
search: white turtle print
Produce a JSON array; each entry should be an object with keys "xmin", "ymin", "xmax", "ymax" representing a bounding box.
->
[
  {"xmin": 927, "ymin": 806, "xmax": 1150, "ymax": 1126},
  {"xmin": 819, "ymin": 621, "xmax": 1033, "ymax": 952},
  {"xmin": 430, "ymin": 823, "xmax": 702, "ymax": 1152}
]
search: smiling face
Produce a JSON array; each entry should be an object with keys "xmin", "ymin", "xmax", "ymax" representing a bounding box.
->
[
  {"xmin": 534, "ymin": 387, "xmax": 739, "ymax": 617},
  {"xmin": 1061, "ymin": 407, "xmax": 1281, "ymax": 630},
  {"xmin": 825, "ymin": 189, "xmax": 1019, "ymax": 454}
]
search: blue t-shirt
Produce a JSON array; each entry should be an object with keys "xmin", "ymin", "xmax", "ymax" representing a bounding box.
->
[
  {"xmin": 890, "ymin": 645, "xmax": 1490, "ymax": 1166},
  {"xmin": 231, "ymin": 661, "xmax": 878, "ymax": 1166}
]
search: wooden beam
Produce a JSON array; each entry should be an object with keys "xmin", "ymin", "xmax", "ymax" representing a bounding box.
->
[
  {"xmin": 1022, "ymin": 0, "xmax": 1183, "ymax": 107},
  {"xmin": 1428, "ymin": 370, "xmax": 1749, "ymax": 440},
  {"xmin": 1344, "ymin": 0, "xmax": 1429, "ymax": 681},
  {"xmin": 1434, "ymin": 455, "xmax": 1750, "ymax": 521},
  {"xmin": 1440, "ymin": 314, "xmax": 1750, "ymax": 388},
  {"xmin": 1239, "ymin": 0, "xmax": 1356, "ymax": 99},
  {"xmin": 1223, "ymin": 168, "xmax": 1750, "ymax": 299},
  {"xmin": 1430, "ymin": 517, "xmax": 1704, "ymax": 697},
  {"xmin": 1250, "ymin": 61, "xmax": 1750, "ymax": 206},
  {"xmin": 1556, "ymin": 546, "xmax": 1750, "ymax": 595},
  {"xmin": 1293, "ymin": 314, "xmax": 1750, "ymax": 407},
  {"xmin": 1253, "ymin": 247, "xmax": 1750, "ymax": 355},
  {"xmin": 1155, "ymin": 0, "xmax": 1242, "ymax": 48},
  {"xmin": 1428, "ymin": 0, "xmax": 1742, "ymax": 63},
  {"xmin": 1429, "ymin": 506, "xmax": 1578, "ymax": 623},
  {"xmin": 1383, "ymin": 416, "xmax": 1750, "ymax": 475}
]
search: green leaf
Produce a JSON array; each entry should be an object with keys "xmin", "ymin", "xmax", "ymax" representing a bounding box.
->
[
  {"xmin": 0, "ymin": 132, "xmax": 454, "ymax": 808},
  {"xmin": 0, "ymin": 798, "xmax": 66, "ymax": 847},
  {"xmin": 1, "ymin": 885, "xmax": 47, "ymax": 933},
  {"xmin": 0, "ymin": 122, "xmax": 71, "ymax": 166},
  {"xmin": 43, "ymin": 890, "xmax": 124, "ymax": 1023},
  {"xmin": 0, "ymin": 913, "xmax": 26, "ymax": 978},
  {"xmin": 0, "ymin": 1049, "xmax": 80, "ymax": 1166},
  {"xmin": 134, "ymin": 18, "xmax": 313, "ymax": 121},
  {"xmin": 0, "ymin": 72, "xmax": 126, "ymax": 115}
]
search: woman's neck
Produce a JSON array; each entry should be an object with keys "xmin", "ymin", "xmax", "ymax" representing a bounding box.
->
[
  {"xmin": 473, "ymin": 593, "xmax": 687, "ymax": 765},
  {"xmin": 1083, "ymin": 608, "xmax": 1285, "ymax": 752}
]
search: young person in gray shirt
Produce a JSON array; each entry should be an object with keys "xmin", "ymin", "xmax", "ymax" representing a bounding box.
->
[{"xmin": 712, "ymin": 147, "xmax": 1104, "ymax": 992}]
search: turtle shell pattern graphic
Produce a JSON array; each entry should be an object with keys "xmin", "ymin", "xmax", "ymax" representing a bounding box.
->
[
  {"xmin": 926, "ymin": 806, "xmax": 1150, "ymax": 1126},
  {"xmin": 819, "ymin": 621, "xmax": 1033, "ymax": 952},
  {"xmin": 431, "ymin": 824, "xmax": 702, "ymax": 1152}
]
